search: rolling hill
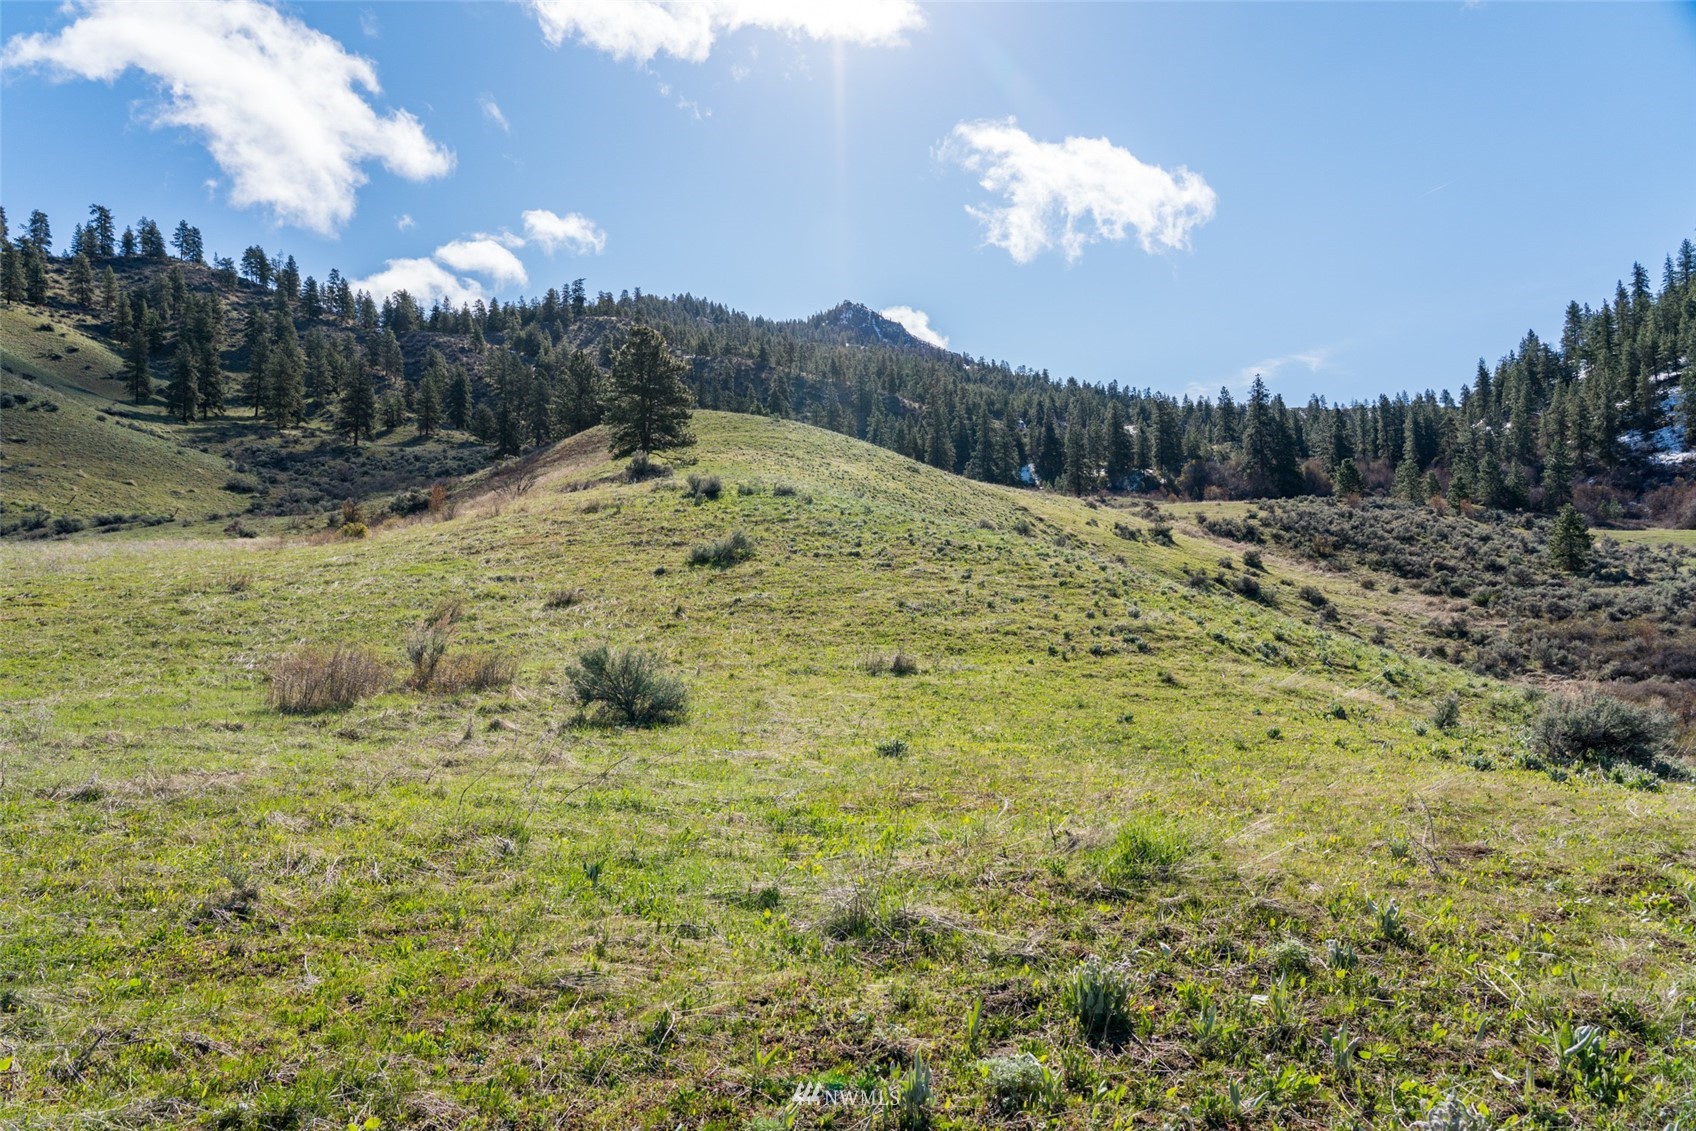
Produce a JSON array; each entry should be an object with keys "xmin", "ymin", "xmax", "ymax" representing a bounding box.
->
[{"xmin": 2, "ymin": 412, "xmax": 1691, "ymax": 1128}]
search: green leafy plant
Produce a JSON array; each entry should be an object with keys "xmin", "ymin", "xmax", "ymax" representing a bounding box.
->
[{"xmin": 1062, "ymin": 956, "xmax": 1135, "ymax": 1045}]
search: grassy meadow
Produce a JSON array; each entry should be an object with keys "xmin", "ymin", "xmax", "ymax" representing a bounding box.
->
[{"xmin": 1, "ymin": 413, "xmax": 1692, "ymax": 1129}]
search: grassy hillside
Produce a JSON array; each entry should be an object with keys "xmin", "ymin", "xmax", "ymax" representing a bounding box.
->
[
  {"xmin": 1, "ymin": 413, "xmax": 1692, "ymax": 1129},
  {"xmin": 0, "ymin": 307, "xmax": 248, "ymax": 525}
]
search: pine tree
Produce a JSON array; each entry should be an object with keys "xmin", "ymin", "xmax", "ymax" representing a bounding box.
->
[
  {"xmin": 526, "ymin": 373, "xmax": 553, "ymax": 447},
  {"xmin": 1062, "ymin": 415, "xmax": 1090, "ymax": 495},
  {"xmin": 165, "ymin": 349, "xmax": 198, "ymax": 422},
  {"xmin": 559, "ymin": 349, "xmax": 601, "ymax": 435},
  {"xmin": 125, "ymin": 328, "xmax": 152, "ymax": 403},
  {"xmin": 1393, "ymin": 454, "xmax": 1424, "ymax": 503},
  {"xmin": 1547, "ymin": 504, "xmax": 1592, "ymax": 574},
  {"xmin": 336, "ymin": 367, "xmax": 376, "ymax": 446},
  {"xmin": 1333, "ymin": 457, "xmax": 1364, "ymax": 498},
  {"xmin": 603, "ymin": 326, "xmax": 694, "ymax": 456},
  {"xmin": 1035, "ymin": 415, "xmax": 1064, "ymax": 486},
  {"xmin": 766, "ymin": 370, "xmax": 792, "ymax": 416},
  {"xmin": 21, "ymin": 243, "xmax": 49, "ymax": 304},
  {"xmin": 99, "ymin": 267, "xmax": 119, "ymax": 315},
  {"xmin": 242, "ymin": 308, "xmax": 271, "ymax": 416},
  {"xmin": 1680, "ymin": 366, "xmax": 1696, "ymax": 453},
  {"xmin": 0, "ymin": 243, "xmax": 20, "ymax": 306},
  {"xmin": 25, "ymin": 210, "xmax": 51, "ymax": 251},
  {"xmin": 263, "ymin": 310, "xmax": 305, "ymax": 425},
  {"xmin": 446, "ymin": 368, "xmax": 472, "ymax": 430},
  {"xmin": 68, "ymin": 254, "xmax": 95, "ymax": 306},
  {"xmin": 87, "ymin": 204, "xmax": 116, "ymax": 257},
  {"xmin": 171, "ymin": 221, "xmax": 203, "ymax": 263},
  {"xmin": 416, "ymin": 373, "xmax": 443, "ymax": 437}
]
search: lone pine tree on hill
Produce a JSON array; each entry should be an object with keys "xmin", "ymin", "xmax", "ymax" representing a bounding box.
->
[{"xmin": 604, "ymin": 324, "xmax": 694, "ymax": 456}]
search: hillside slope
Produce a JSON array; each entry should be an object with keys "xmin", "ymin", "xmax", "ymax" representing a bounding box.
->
[
  {"xmin": 0, "ymin": 307, "xmax": 250, "ymax": 525},
  {"xmin": 1, "ymin": 413, "xmax": 1692, "ymax": 1128}
]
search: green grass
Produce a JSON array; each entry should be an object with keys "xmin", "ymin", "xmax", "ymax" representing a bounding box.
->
[
  {"xmin": 1602, "ymin": 525, "xmax": 1696, "ymax": 547},
  {"xmin": 1, "ymin": 307, "xmax": 249, "ymax": 522},
  {"xmin": 1, "ymin": 413, "xmax": 1692, "ymax": 1129}
]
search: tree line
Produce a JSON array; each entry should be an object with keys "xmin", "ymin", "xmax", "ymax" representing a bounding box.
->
[{"xmin": 4, "ymin": 202, "xmax": 1693, "ymax": 514}]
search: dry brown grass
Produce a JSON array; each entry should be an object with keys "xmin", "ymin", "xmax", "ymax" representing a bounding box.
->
[
  {"xmin": 429, "ymin": 650, "xmax": 518, "ymax": 694},
  {"xmin": 268, "ymin": 645, "xmax": 391, "ymax": 713}
]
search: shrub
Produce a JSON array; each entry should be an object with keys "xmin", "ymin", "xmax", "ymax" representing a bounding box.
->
[
  {"xmin": 980, "ymin": 1053, "xmax": 1060, "ymax": 1114},
  {"xmin": 269, "ymin": 645, "xmax": 390, "ymax": 713},
  {"xmin": 875, "ymin": 738, "xmax": 910, "ymax": 759},
  {"xmin": 1299, "ymin": 584, "xmax": 1328, "ymax": 607},
  {"xmin": 389, "ymin": 487, "xmax": 430, "ymax": 515},
  {"xmin": 771, "ymin": 482, "xmax": 798, "ymax": 497},
  {"xmin": 1062, "ymin": 956, "xmax": 1135, "ymax": 1045},
  {"xmin": 338, "ymin": 521, "xmax": 368, "ymax": 539},
  {"xmin": 1101, "ymin": 816, "xmax": 1189, "ymax": 887},
  {"xmin": 860, "ymin": 650, "xmax": 918, "ymax": 676},
  {"xmin": 684, "ymin": 472, "xmax": 722, "ymax": 502},
  {"xmin": 1431, "ymin": 694, "xmax": 1461, "ymax": 731},
  {"xmin": 1531, "ymin": 692, "xmax": 1673, "ymax": 770},
  {"xmin": 404, "ymin": 605, "xmax": 458, "ymax": 689},
  {"xmin": 224, "ymin": 474, "xmax": 261, "ymax": 494},
  {"xmin": 1241, "ymin": 549, "xmax": 1265, "ymax": 571},
  {"xmin": 567, "ymin": 645, "xmax": 688, "ymax": 726},
  {"xmin": 687, "ymin": 530, "xmax": 754, "ymax": 567},
  {"xmin": 544, "ymin": 587, "xmax": 587, "ymax": 609},
  {"xmin": 624, "ymin": 451, "xmax": 670, "ymax": 482},
  {"xmin": 431, "ymin": 650, "xmax": 518, "ymax": 694}
]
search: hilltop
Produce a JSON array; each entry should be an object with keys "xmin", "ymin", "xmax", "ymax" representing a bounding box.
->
[{"xmin": 2, "ymin": 412, "xmax": 1693, "ymax": 1128}]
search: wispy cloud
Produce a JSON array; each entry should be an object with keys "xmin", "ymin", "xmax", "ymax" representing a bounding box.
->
[
  {"xmin": 479, "ymin": 92, "xmax": 510, "ymax": 132},
  {"xmin": 939, "ymin": 117, "xmax": 1215, "ymax": 264},
  {"xmin": 522, "ymin": 208, "xmax": 607, "ymax": 255},
  {"xmin": 2, "ymin": 0, "xmax": 453, "ymax": 236},
  {"xmin": 880, "ymin": 305, "xmax": 948, "ymax": 349},
  {"xmin": 396, "ymin": 213, "xmax": 415, "ymax": 231},
  {"xmin": 527, "ymin": 0, "xmax": 924, "ymax": 64}
]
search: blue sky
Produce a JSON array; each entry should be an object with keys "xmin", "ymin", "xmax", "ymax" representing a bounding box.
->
[{"xmin": 3, "ymin": 1, "xmax": 1694, "ymax": 404}]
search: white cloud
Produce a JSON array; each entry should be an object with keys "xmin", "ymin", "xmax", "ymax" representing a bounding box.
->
[
  {"xmin": 434, "ymin": 237, "xmax": 528, "ymax": 289},
  {"xmin": 350, "ymin": 257, "xmax": 483, "ymax": 310},
  {"xmin": 522, "ymin": 209, "xmax": 607, "ymax": 255},
  {"xmin": 397, "ymin": 213, "xmax": 415, "ymax": 231},
  {"xmin": 940, "ymin": 117, "xmax": 1215, "ymax": 264},
  {"xmin": 479, "ymin": 92, "xmax": 509, "ymax": 132},
  {"xmin": 2, "ymin": 0, "xmax": 453, "ymax": 236},
  {"xmin": 880, "ymin": 305, "xmax": 948, "ymax": 349},
  {"xmin": 527, "ymin": 0, "xmax": 924, "ymax": 64},
  {"xmin": 477, "ymin": 229, "xmax": 527, "ymax": 250}
]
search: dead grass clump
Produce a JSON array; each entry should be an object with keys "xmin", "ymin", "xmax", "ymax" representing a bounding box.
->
[
  {"xmin": 430, "ymin": 651, "xmax": 518, "ymax": 694},
  {"xmin": 269, "ymin": 645, "xmax": 390, "ymax": 713},
  {"xmin": 859, "ymin": 649, "xmax": 920, "ymax": 676},
  {"xmin": 544, "ymin": 588, "xmax": 587, "ymax": 609}
]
